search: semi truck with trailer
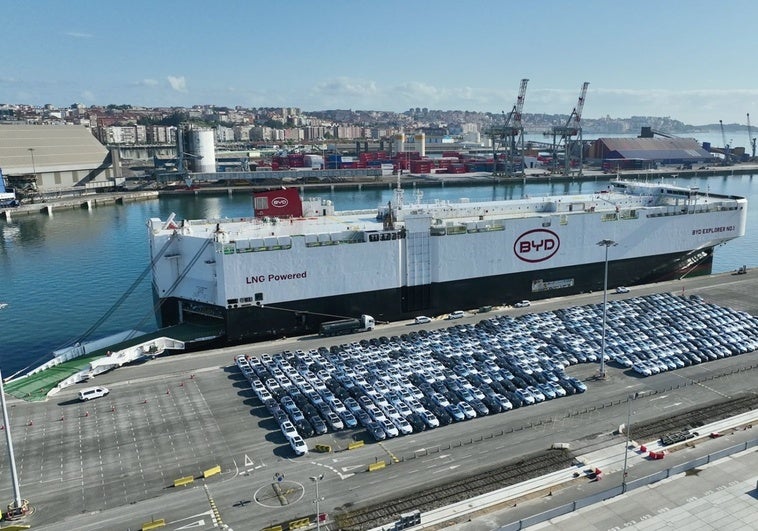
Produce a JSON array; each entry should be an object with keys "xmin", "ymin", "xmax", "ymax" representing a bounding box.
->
[{"xmin": 319, "ymin": 315, "xmax": 375, "ymax": 337}]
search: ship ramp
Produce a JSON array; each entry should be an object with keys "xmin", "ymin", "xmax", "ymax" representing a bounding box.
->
[{"xmin": 4, "ymin": 323, "xmax": 220, "ymax": 401}]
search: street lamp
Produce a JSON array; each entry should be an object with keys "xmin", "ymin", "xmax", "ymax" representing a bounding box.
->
[
  {"xmin": 621, "ymin": 393, "xmax": 635, "ymax": 493},
  {"xmin": 309, "ymin": 473, "xmax": 325, "ymax": 531},
  {"xmin": 597, "ymin": 239, "xmax": 617, "ymax": 379},
  {"xmin": 28, "ymin": 147, "xmax": 37, "ymax": 177},
  {"xmin": 0, "ymin": 366, "xmax": 28, "ymax": 519}
]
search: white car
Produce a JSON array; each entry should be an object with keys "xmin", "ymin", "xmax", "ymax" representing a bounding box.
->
[
  {"xmin": 447, "ymin": 310, "xmax": 465, "ymax": 320},
  {"xmin": 615, "ymin": 286, "xmax": 631, "ymax": 294},
  {"xmin": 381, "ymin": 418, "xmax": 399, "ymax": 437},
  {"xmin": 458, "ymin": 401, "xmax": 477, "ymax": 419},
  {"xmin": 289, "ymin": 435, "xmax": 308, "ymax": 456},
  {"xmin": 280, "ymin": 420, "xmax": 298, "ymax": 439},
  {"xmin": 78, "ymin": 386, "xmax": 109, "ymax": 401},
  {"xmin": 514, "ymin": 300, "xmax": 531, "ymax": 308},
  {"xmin": 414, "ymin": 315, "xmax": 432, "ymax": 324}
]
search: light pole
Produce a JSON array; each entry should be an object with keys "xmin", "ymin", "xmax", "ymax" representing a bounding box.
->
[
  {"xmin": 309, "ymin": 473, "xmax": 325, "ymax": 531},
  {"xmin": 0, "ymin": 366, "xmax": 28, "ymax": 518},
  {"xmin": 597, "ymin": 239, "xmax": 617, "ymax": 379},
  {"xmin": 28, "ymin": 147, "xmax": 36, "ymax": 177},
  {"xmin": 622, "ymin": 394, "xmax": 634, "ymax": 493}
]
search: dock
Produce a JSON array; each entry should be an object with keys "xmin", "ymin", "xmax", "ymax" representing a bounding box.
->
[{"xmin": 0, "ymin": 271, "xmax": 755, "ymax": 530}]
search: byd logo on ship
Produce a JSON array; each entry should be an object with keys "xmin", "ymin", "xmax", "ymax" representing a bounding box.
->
[
  {"xmin": 514, "ymin": 229, "xmax": 560, "ymax": 263},
  {"xmin": 271, "ymin": 197, "xmax": 289, "ymax": 208}
]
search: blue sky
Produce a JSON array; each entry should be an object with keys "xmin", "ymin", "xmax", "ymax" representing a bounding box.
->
[{"xmin": 2, "ymin": 0, "xmax": 757, "ymax": 125}]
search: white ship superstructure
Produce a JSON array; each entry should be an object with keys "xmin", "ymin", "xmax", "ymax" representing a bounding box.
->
[{"xmin": 148, "ymin": 181, "xmax": 747, "ymax": 344}]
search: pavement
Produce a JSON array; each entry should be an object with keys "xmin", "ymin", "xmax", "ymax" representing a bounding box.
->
[{"xmin": 0, "ymin": 272, "xmax": 756, "ymax": 530}]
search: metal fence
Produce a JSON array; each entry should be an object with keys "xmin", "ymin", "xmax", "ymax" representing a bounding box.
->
[{"xmin": 494, "ymin": 438, "xmax": 757, "ymax": 530}]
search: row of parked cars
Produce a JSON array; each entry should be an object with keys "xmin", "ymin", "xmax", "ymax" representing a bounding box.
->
[
  {"xmin": 553, "ymin": 293, "xmax": 758, "ymax": 377},
  {"xmin": 235, "ymin": 292, "xmax": 756, "ymax": 455}
]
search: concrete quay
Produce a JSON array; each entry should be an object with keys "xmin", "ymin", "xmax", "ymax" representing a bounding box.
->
[{"xmin": 0, "ymin": 272, "xmax": 756, "ymax": 530}]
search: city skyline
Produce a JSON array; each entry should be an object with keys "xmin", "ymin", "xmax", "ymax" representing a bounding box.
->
[{"xmin": 3, "ymin": 0, "xmax": 758, "ymax": 125}]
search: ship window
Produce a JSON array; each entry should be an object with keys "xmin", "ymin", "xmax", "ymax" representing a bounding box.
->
[
  {"xmin": 227, "ymin": 298, "xmax": 239, "ymax": 305},
  {"xmin": 254, "ymin": 292, "xmax": 263, "ymax": 301}
]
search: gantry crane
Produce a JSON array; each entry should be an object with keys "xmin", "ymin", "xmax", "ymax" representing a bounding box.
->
[
  {"xmin": 719, "ymin": 119, "xmax": 732, "ymax": 165},
  {"xmin": 487, "ymin": 78, "xmax": 528, "ymax": 177},
  {"xmin": 550, "ymin": 82, "xmax": 589, "ymax": 175},
  {"xmin": 748, "ymin": 113, "xmax": 756, "ymax": 159}
]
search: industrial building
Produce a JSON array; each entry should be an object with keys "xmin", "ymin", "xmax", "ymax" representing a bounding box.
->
[
  {"xmin": 589, "ymin": 136, "xmax": 714, "ymax": 171},
  {"xmin": 0, "ymin": 124, "xmax": 120, "ymax": 198}
]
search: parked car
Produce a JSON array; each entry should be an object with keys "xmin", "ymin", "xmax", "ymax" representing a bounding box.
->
[
  {"xmin": 514, "ymin": 300, "xmax": 531, "ymax": 308},
  {"xmin": 615, "ymin": 286, "xmax": 631, "ymax": 294},
  {"xmin": 447, "ymin": 310, "xmax": 465, "ymax": 320},
  {"xmin": 289, "ymin": 435, "xmax": 308, "ymax": 456},
  {"xmin": 414, "ymin": 315, "xmax": 432, "ymax": 324},
  {"xmin": 78, "ymin": 386, "xmax": 109, "ymax": 401}
]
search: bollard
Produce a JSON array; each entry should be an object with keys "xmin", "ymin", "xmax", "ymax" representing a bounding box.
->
[
  {"xmin": 84, "ymin": 412, "xmax": 89, "ymax": 417},
  {"xmin": 180, "ymin": 382, "xmax": 184, "ymax": 387},
  {"xmin": 28, "ymin": 420, "xmax": 33, "ymax": 426},
  {"xmin": 166, "ymin": 389, "xmax": 170, "ymax": 395},
  {"xmin": 143, "ymin": 399, "xmax": 148, "ymax": 404},
  {"xmin": 111, "ymin": 406, "xmax": 115, "ymax": 412},
  {"xmin": 60, "ymin": 416, "xmax": 65, "ymax": 421}
]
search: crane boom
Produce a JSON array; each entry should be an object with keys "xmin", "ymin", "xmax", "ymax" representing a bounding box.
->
[
  {"xmin": 565, "ymin": 81, "xmax": 590, "ymax": 129},
  {"xmin": 512, "ymin": 78, "xmax": 528, "ymax": 130},
  {"xmin": 719, "ymin": 119, "xmax": 732, "ymax": 165}
]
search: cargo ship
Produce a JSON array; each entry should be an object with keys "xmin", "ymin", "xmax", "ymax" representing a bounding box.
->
[{"xmin": 148, "ymin": 181, "xmax": 747, "ymax": 345}]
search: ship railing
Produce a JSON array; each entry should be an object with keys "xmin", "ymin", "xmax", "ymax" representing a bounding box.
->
[{"xmin": 646, "ymin": 201, "xmax": 738, "ymax": 218}]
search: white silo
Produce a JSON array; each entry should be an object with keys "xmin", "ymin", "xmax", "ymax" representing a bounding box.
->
[
  {"xmin": 393, "ymin": 133, "xmax": 406, "ymax": 155},
  {"xmin": 413, "ymin": 133, "xmax": 426, "ymax": 157},
  {"xmin": 187, "ymin": 127, "xmax": 216, "ymax": 173}
]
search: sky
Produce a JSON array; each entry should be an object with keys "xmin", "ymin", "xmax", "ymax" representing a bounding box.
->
[{"xmin": 2, "ymin": 0, "xmax": 758, "ymax": 126}]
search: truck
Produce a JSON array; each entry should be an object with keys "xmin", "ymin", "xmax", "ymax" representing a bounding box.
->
[{"xmin": 319, "ymin": 315, "xmax": 375, "ymax": 337}]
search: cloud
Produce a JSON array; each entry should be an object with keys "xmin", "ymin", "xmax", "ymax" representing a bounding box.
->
[
  {"xmin": 313, "ymin": 77, "xmax": 378, "ymax": 97},
  {"xmin": 167, "ymin": 76, "xmax": 188, "ymax": 93},
  {"xmin": 134, "ymin": 79, "xmax": 159, "ymax": 87},
  {"xmin": 64, "ymin": 31, "xmax": 92, "ymax": 38}
]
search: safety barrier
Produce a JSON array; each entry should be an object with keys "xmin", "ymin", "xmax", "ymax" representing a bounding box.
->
[
  {"xmin": 173, "ymin": 475, "xmax": 194, "ymax": 487},
  {"xmin": 368, "ymin": 461, "xmax": 386, "ymax": 472},
  {"xmin": 140, "ymin": 518, "xmax": 166, "ymax": 530},
  {"xmin": 348, "ymin": 440, "xmax": 365, "ymax": 450},
  {"xmin": 314, "ymin": 444, "xmax": 332, "ymax": 453},
  {"xmin": 288, "ymin": 517, "xmax": 311, "ymax": 529},
  {"xmin": 261, "ymin": 525, "xmax": 283, "ymax": 531},
  {"xmin": 203, "ymin": 465, "xmax": 221, "ymax": 478}
]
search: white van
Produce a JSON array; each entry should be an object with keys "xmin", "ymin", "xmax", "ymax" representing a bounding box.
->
[{"xmin": 78, "ymin": 386, "xmax": 109, "ymax": 401}]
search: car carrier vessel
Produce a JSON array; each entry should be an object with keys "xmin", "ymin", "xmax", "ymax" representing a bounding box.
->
[{"xmin": 148, "ymin": 181, "xmax": 747, "ymax": 346}]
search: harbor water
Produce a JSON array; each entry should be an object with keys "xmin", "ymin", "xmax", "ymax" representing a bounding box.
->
[{"xmin": 1, "ymin": 174, "xmax": 756, "ymax": 376}]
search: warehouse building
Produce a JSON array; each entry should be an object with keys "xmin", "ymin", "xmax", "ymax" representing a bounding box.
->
[
  {"xmin": 0, "ymin": 124, "xmax": 120, "ymax": 198},
  {"xmin": 589, "ymin": 136, "xmax": 714, "ymax": 171}
]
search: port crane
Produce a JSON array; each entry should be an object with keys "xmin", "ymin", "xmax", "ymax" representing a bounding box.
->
[
  {"xmin": 748, "ymin": 113, "xmax": 756, "ymax": 159},
  {"xmin": 549, "ymin": 82, "xmax": 589, "ymax": 175},
  {"xmin": 487, "ymin": 78, "xmax": 528, "ymax": 177},
  {"xmin": 719, "ymin": 119, "xmax": 732, "ymax": 165}
]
